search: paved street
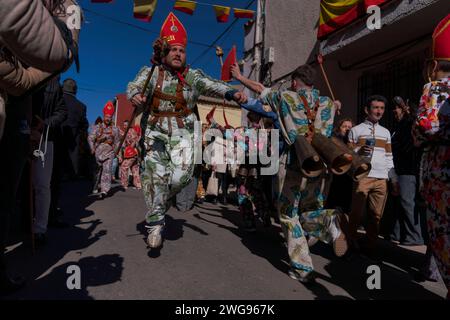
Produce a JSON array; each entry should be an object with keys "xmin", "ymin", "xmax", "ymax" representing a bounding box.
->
[{"xmin": 3, "ymin": 180, "xmax": 447, "ymax": 300}]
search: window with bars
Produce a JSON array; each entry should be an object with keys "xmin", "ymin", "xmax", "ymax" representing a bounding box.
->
[{"xmin": 357, "ymin": 57, "xmax": 425, "ymax": 130}]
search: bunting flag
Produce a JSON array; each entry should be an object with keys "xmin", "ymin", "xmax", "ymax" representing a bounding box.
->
[
  {"xmin": 318, "ymin": 0, "xmax": 392, "ymax": 39},
  {"xmin": 91, "ymin": 0, "xmax": 113, "ymax": 2},
  {"xmin": 174, "ymin": 0, "xmax": 197, "ymax": 15},
  {"xmin": 233, "ymin": 8, "xmax": 255, "ymax": 19},
  {"xmin": 221, "ymin": 46, "xmax": 237, "ymax": 82},
  {"xmin": 213, "ymin": 5, "xmax": 231, "ymax": 23},
  {"xmin": 133, "ymin": 0, "xmax": 158, "ymax": 22}
]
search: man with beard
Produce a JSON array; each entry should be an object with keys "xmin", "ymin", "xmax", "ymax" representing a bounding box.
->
[{"xmin": 126, "ymin": 12, "xmax": 246, "ymax": 249}]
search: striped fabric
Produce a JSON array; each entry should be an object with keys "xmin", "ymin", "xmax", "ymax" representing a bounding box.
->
[
  {"xmin": 133, "ymin": 0, "xmax": 158, "ymax": 22},
  {"xmin": 318, "ymin": 0, "xmax": 391, "ymax": 39},
  {"xmin": 174, "ymin": 0, "xmax": 197, "ymax": 15},
  {"xmin": 214, "ymin": 5, "xmax": 231, "ymax": 23}
]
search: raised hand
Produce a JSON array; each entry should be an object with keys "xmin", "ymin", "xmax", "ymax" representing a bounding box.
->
[{"xmin": 230, "ymin": 62, "xmax": 242, "ymax": 81}]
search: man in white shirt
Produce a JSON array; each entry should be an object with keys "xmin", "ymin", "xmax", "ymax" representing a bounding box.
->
[{"xmin": 348, "ymin": 95, "xmax": 399, "ymax": 259}]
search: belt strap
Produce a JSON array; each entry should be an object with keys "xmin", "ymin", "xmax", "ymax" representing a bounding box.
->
[
  {"xmin": 150, "ymin": 68, "xmax": 191, "ymax": 129},
  {"xmin": 299, "ymin": 95, "xmax": 319, "ymax": 142}
]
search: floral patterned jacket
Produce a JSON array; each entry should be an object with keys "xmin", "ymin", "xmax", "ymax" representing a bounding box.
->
[
  {"xmin": 413, "ymin": 77, "xmax": 450, "ymax": 216},
  {"xmin": 259, "ymin": 87, "xmax": 336, "ymax": 146}
]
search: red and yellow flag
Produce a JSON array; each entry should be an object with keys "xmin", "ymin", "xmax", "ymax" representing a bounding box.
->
[
  {"xmin": 133, "ymin": 0, "xmax": 158, "ymax": 22},
  {"xmin": 233, "ymin": 8, "xmax": 254, "ymax": 19},
  {"xmin": 318, "ymin": 0, "xmax": 392, "ymax": 39},
  {"xmin": 214, "ymin": 5, "xmax": 231, "ymax": 23},
  {"xmin": 174, "ymin": 0, "xmax": 197, "ymax": 16}
]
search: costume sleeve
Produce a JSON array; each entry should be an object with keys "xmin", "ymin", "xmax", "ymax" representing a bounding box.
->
[
  {"xmin": 126, "ymin": 66, "xmax": 157, "ymax": 100},
  {"xmin": 259, "ymin": 88, "xmax": 282, "ymax": 113},
  {"xmin": 88, "ymin": 124, "xmax": 98, "ymax": 151},
  {"xmin": 413, "ymin": 81, "xmax": 450, "ymax": 144},
  {"xmin": 190, "ymin": 68, "xmax": 232, "ymax": 98}
]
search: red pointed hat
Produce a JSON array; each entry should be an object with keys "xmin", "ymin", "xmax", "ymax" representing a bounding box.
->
[
  {"xmin": 432, "ymin": 14, "xmax": 450, "ymax": 61},
  {"xmin": 103, "ymin": 101, "xmax": 115, "ymax": 116},
  {"xmin": 124, "ymin": 146, "xmax": 138, "ymax": 159},
  {"xmin": 160, "ymin": 12, "xmax": 187, "ymax": 47}
]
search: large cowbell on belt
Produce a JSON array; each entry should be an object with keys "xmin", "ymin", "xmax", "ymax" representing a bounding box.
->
[
  {"xmin": 293, "ymin": 132, "xmax": 370, "ymax": 180},
  {"xmin": 331, "ymin": 136, "xmax": 371, "ymax": 181},
  {"xmin": 294, "ymin": 133, "xmax": 354, "ymax": 178}
]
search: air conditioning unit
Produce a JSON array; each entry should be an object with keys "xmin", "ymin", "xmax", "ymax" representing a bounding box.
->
[{"xmin": 264, "ymin": 47, "xmax": 275, "ymax": 64}]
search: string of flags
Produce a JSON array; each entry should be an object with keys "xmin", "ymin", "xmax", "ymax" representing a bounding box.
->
[{"xmin": 90, "ymin": 0, "xmax": 255, "ymax": 23}]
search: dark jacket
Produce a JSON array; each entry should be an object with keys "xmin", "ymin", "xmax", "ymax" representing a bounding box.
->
[
  {"xmin": 62, "ymin": 92, "xmax": 88, "ymax": 148},
  {"xmin": 391, "ymin": 116, "xmax": 418, "ymax": 176},
  {"xmin": 62, "ymin": 93, "xmax": 88, "ymax": 131},
  {"xmin": 31, "ymin": 78, "xmax": 68, "ymax": 141}
]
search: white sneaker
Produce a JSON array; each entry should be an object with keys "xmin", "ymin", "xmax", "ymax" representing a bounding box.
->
[{"xmin": 146, "ymin": 225, "xmax": 163, "ymax": 248}]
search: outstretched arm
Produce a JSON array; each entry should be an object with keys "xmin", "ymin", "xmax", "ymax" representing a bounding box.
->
[
  {"xmin": 230, "ymin": 63, "xmax": 265, "ymax": 94},
  {"xmin": 191, "ymin": 68, "xmax": 247, "ymax": 104}
]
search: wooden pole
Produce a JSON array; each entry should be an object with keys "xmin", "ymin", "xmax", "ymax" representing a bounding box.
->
[
  {"xmin": 317, "ymin": 54, "xmax": 336, "ymax": 101},
  {"xmin": 215, "ymin": 46, "xmax": 224, "ymax": 67},
  {"xmin": 115, "ymin": 64, "xmax": 157, "ymax": 156}
]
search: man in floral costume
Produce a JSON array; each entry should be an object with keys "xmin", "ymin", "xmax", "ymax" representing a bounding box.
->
[
  {"xmin": 119, "ymin": 125, "xmax": 142, "ymax": 190},
  {"xmin": 232, "ymin": 64, "xmax": 349, "ymax": 283},
  {"xmin": 88, "ymin": 101, "xmax": 120, "ymax": 198},
  {"xmin": 412, "ymin": 14, "xmax": 450, "ymax": 299},
  {"xmin": 126, "ymin": 12, "xmax": 246, "ymax": 249}
]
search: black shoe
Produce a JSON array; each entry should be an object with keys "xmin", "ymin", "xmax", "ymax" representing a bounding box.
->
[
  {"xmin": 221, "ymin": 197, "xmax": 228, "ymax": 205},
  {"xmin": 0, "ymin": 274, "xmax": 26, "ymax": 296},
  {"xmin": 212, "ymin": 198, "xmax": 218, "ymax": 205},
  {"xmin": 34, "ymin": 233, "xmax": 47, "ymax": 247},
  {"xmin": 197, "ymin": 198, "xmax": 204, "ymax": 204}
]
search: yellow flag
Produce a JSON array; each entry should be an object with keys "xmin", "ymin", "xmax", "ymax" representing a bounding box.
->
[{"xmin": 133, "ymin": 0, "xmax": 158, "ymax": 22}]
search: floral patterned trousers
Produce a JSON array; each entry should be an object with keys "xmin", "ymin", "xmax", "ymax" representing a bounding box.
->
[
  {"xmin": 141, "ymin": 130, "xmax": 194, "ymax": 226},
  {"xmin": 277, "ymin": 151, "xmax": 342, "ymax": 273},
  {"xmin": 120, "ymin": 158, "xmax": 141, "ymax": 189}
]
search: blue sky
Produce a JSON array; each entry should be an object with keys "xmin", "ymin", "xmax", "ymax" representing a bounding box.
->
[{"xmin": 62, "ymin": 0, "xmax": 256, "ymax": 123}]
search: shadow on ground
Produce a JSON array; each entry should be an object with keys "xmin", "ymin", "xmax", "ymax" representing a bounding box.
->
[
  {"xmin": 193, "ymin": 202, "xmax": 444, "ymax": 300},
  {"xmin": 3, "ymin": 180, "xmax": 123, "ymax": 300}
]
